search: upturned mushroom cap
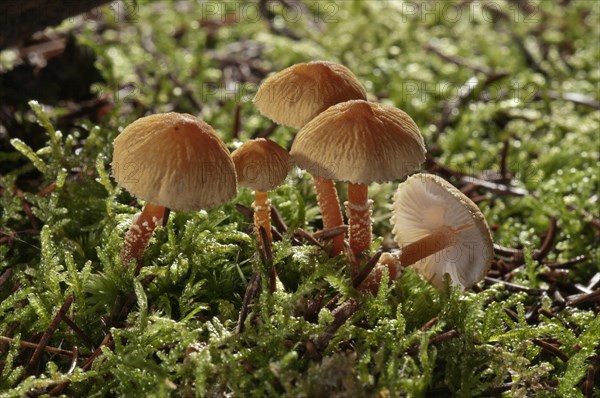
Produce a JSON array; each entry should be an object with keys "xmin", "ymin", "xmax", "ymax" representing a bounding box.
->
[
  {"xmin": 290, "ymin": 100, "xmax": 426, "ymax": 184},
  {"xmin": 231, "ymin": 138, "xmax": 292, "ymax": 192},
  {"xmin": 112, "ymin": 112, "xmax": 236, "ymax": 211},
  {"xmin": 391, "ymin": 174, "xmax": 494, "ymax": 290},
  {"xmin": 253, "ymin": 61, "xmax": 367, "ymax": 128}
]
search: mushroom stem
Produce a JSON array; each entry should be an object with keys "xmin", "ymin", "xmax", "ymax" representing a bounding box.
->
[
  {"xmin": 120, "ymin": 203, "xmax": 166, "ymax": 267},
  {"xmin": 398, "ymin": 224, "xmax": 472, "ymax": 266},
  {"xmin": 314, "ymin": 176, "xmax": 345, "ymax": 256},
  {"xmin": 346, "ymin": 183, "xmax": 372, "ymax": 258},
  {"xmin": 253, "ymin": 191, "xmax": 272, "ymax": 246}
]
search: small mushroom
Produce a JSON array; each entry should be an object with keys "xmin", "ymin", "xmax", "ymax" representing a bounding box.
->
[
  {"xmin": 254, "ymin": 61, "xmax": 367, "ymax": 256},
  {"xmin": 254, "ymin": 61, "xmax": 367, "ymax": 128},
  {"xmin": 390, "ymin": 174, "xmax": 494, "ymax": 290},
  {"xmin": 231, "ymin": 138, "xmax": 291, "ymax": 247},
  {"xmin": 112, "ymin": 112, "xmax": 237, "ymax": 267},
  {"xmin": 291, "ymin": 100, "xmax": 426, "ymax": 268}
]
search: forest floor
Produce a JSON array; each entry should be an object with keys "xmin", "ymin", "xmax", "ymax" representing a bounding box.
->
[{"xmin": 0, "ymin": 1, "xmax": 599, "ymax": 397}]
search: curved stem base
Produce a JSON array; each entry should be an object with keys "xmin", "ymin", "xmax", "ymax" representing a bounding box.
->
[{"xmin": 120, "ymin": 203, "xmax": 166, "ymax": 267}]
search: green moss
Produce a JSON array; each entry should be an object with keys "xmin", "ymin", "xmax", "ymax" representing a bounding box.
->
[{"xmin": 1, "ymin": 1, "xmax": 598, "ymax": 396}]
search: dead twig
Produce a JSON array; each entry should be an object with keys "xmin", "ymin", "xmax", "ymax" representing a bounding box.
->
[
  {"xmin": 582, "ymin": 365, "xmax": 595, "ymax": 398},
  {"xmin": 566, "ymin": 289, "xmax": 600, "ymax": 307},
  {"xmin": 545, "ymin": 255, "xmax": 587, "ymax": 269},
  {"xmin": 484, "ymin": 277, "xmax": 543, "ymax": 295},
  {"xmin": 270, "ymin": 205, "xmax": 288, "ymax": 234},
  {"xmin": 0, "ymin": 336, "xmax": 79, "ymax": 357},
  {"xmin": 293, "ymin": 229, "xmax": 324, "ymax": 249},
  {"xmin": 235, "ymin": 203, "xmax": 254, "ymax": 219},
  {"xmin": 236, "ymin": 271, "xmax": 262, "ymax": 334},
  {"xmin": 27, "ymin": 296, "xmax": 74, "ymax": 374},
  {"xmin": 258, "ymin": 227, "xmax": 276, "ymax": 294},
  {"xmin": 352, "ymin": 250, "xmax": 382, "ymax": 289},
  {"xmin": 312, "ymin": 225, "xmax": 348, "ymax": 241},
  {"xmin": 419, "ymin": 317, "xmax": 439, "ymax": 332},
  {"xmin": 59, "ymin": 315, "xmax": 94, "ymax": 349},
  {"xmin": 532, "ymin": 338, "xmax": 569, "ymax": 362},
  {"xmin": 425, "ymin": 43, "xmax": 497, "ymax": 76},
  {"xmin": 406, "ymin": 330, "xmax": 459, "ymax": 356},
  {"xmin": 49, "ymin": 334, "xmax": 114, "ymax": 396},
  {"xmin": 312, "ymin": 298, "xmax": 360, "ymax": 353},
  {"xmin": 232, "ymin": 103, "xmax": 242, "ymax": 140},
  {"xmin": 0, "ymin": 268, "xmax": 13, "ymax": 288},
  {"xmin": 534, "ymin": 218, "xmax": 558, "ymax": 261}
]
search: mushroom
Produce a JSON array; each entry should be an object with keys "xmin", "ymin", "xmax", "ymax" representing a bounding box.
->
[
  {"xmin": 291, "ymin": 100, "xmax": 426, "ymax": 268},
  {"xmin": 390, "ymin": 173, "xmax": 494, "ymax": 290},
  {"xmin": 112, "ymin": 112, "xmax": 237, "ymax": 267},
  {"xmin": 253, "ymin": 61, "xmax": 367, "ymax": 255},
  {"xmin": 231, "ymin": 138, "xmax": 292, "ymax": 247}
]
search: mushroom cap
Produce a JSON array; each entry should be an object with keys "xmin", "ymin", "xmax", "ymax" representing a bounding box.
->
[
  {"xmin": 231, "ymin": 138, "xmax": 292, "ymax": 191},
  {"xmin": 253, "ymin": 61, "xmax": 367, "ymax": 128},
  {"xmin": 112, "ymin": 112, "xmax": 237, "ymax": 211},
  {"xmin": 391, "ymin": 174, "xmax": 494, "ymax": 290},
  {"xmin": 290, "ymin": 100, "xmax": 426, "ymax": 184}
]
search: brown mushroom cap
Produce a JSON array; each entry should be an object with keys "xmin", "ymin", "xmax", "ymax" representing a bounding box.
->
[
  {"xmin": 253, "ymin": 61, "xmax": 367, "ymax": 128},
  {"xmin": 112, "ymin": 112, "xmax": 236, "ymax": 211},
  {"xmin": 391, "ymin": 174, "xmax": 494, "ymax": 290},
  {"xmin": 290, "ymin": 100, "xmax": 426, "ymax": 184},
  {"xmin": 231, "ymin": 138, "xmax": 292, "ymax": 192}
]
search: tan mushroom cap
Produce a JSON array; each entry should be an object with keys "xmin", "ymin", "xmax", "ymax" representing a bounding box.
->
[
  {"xmin": 391, "ymin": 174, "xmax": 494, "ymax": 290},
  {"xmin": 231, "ymin": 138, "xmax": 292, "ymax": 192},
  {"xmin": 253, "ymin": 61, "xmax": 367, "ymax": 128},
  {"xmin": 290, "ymin": 100, "xmax": 426, "ymax": 184},
  {"xmin": 112, "ymin": 112, "xmax": 236, "ymax": 211}
]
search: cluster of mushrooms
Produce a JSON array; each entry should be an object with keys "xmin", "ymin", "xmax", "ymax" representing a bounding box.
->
[{"xmin": 111, "ymin": 61, "xmax": 493, "ymax": 292}]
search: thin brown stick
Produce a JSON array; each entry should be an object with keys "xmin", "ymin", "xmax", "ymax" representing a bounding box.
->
[
  {"xmin": 49, "ymin": 334, "xmax": 114, "ymax": 396},
  {"xmin": 532, "ymin": 338, "xmax": 569, "ymax": 362},
  {"xmin": 0, "ymin": 336, "xmax": 78, "ymax": 357},
  {"xmin": 312, "ymin": 298, "xmax": 359, "ymax": 353},
  {"xmin": 352, "ymin": 251, "xmax": 382, "ymax": 289},
  {"xmin": 270, "ymin": 205, "xmax": 288, "ymax": 234},
  {"xmin": 59, "ymin": 315, "xmax": 94, "ymax": 348},
  {"xmin": 0, "ymin": 268, "xmax": 12, "ymax": 288},
  {"xmin": 503, "ymin": 307, "xmax": 519, "ymax": 323},
  {"xmin": 27, "ymin": 296, "xmax": 74, "ymax": 374},
  {"xmin": 232, "ymin": 103, "xmax": 242, "ymax": 140},
  {"xmin": 406, "ymin": 330, "xmax": 458, "ymax": 356},
  {"xmin": 36, "ymin": 182, "xmax": 57, "ymax": 197},
  {"xmin": 312, "ymin": 225, "xmax": 348, "ymax": 241},
  {"xmin": 254, "ymin": 122, "xmax": 277, "ymax": 139},
  {"xmin": 425, "ymin": 43, "xmax": 496, "ymax": 76},
  {"xmin": 293, "ymin": 229, "xmax": 324, "ymax": 249},
  {"xmin": 538, "ymin": 309, "xmax": 574, "ymax": 331},
  {"xmin": 583, "ymin": 365, "xmax": 595, "ymax": 398},
  {"xmin": 484, "ymin": 277, "xmax": 543, "ymax": 295},
  {"xmin": 16, "ymin": 189, "xmax": 39, "ymax": 232},
  {"xmin": 534, "ymin": 218, "xmax": 558, "ymax": 261},
  {"xmin": 566, "ymin": 289, "xmax": 600, "ymax": 306},
  {"xmin": 236, "ymin": 271, "xmax": 262, "ymax": 334},
  {"xmin": 545, "ymin": 255, "xmax": 587, "ymax": 269},
  {"xmin": 235, "ymin": 203, "xmax": 254, "ymax": 219},
  {"xmin": 419, "ymin": 317, "xmax": 439, "ymax": 332},
  {"xmin": 258, "ymin": 227, "xmax": 276, "ymax": 294}
]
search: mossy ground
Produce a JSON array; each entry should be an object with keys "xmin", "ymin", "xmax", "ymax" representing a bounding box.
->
[{"xmin": 0, "ymin": 1, "xmax": 599, "ymax": 397}]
